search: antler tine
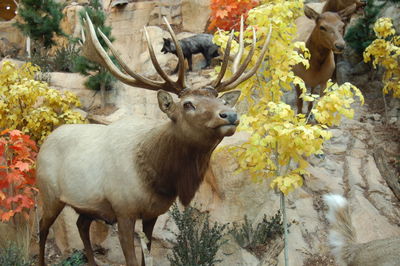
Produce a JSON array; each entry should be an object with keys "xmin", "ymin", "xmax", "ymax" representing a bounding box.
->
[
  {"xmin": 217, "ymin": 24, "xmax": 272, "ymax": 93},
  {"xmin": 216, "ymin": 26, "xmax": 256, "ymax": 90},
  {"xmin": 96, "ymin": 29, "xmax": 170, "ymax": 90},
  {"xmin": 143, "ymin": 26, "xmax": 180, "ymax": 91},
  {"xmin": 232, "ymin": 16, "xmax": 244, "ymax": 74},
  {"xmin": 162, "ymin": 16, "xmax": 186, "ymax": 91},
  {"xmin": 211, "ymin": 30, "xmax": 234, "ymax": 88},
  {"xmin": 83, "ymin": 13, "xmax": 177, "ymax": 93}
]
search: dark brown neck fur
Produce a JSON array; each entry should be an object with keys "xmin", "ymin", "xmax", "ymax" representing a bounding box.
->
[
  {"xmin": 135, "ymin": 122, "xmax": 220, "ymax": 206},
  {"xmin": 307, "ymin": 33, "xmax": 330, "ymax": 68}
]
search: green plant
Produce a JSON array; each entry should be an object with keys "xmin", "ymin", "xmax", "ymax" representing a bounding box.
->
[
  {"xmin": 344, "ymin": 0, "xmax": 386, "ymax": 55},
  {"xmin": 29, "ymin": 43, "xmax": 54, "ymax": 73},
  {"xmin": 53, "ymin": 43, "xmax": 81, "ymax": 72},
  {"xmin": 168, "ymin": 204, "xmax": 227, "ymax": 266},
  {"xmin": 0, "ymin": 242, "xmax": 32, "ymax": 266},
  {"xmin": 56, "ymin": 249, "xmax": 87, "ymax": 266},
  {"xmin": 229, "ymin": 212, "xmax": 284, "ymax": 255},
  {"xmin": 14, "ymin": 0, "xmax": 65, "ymax": 49}
]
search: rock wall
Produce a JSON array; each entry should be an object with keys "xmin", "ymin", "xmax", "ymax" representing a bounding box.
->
[{"xmin": 0, "ymin": 19, "xmax": 25, "ymax": 57}]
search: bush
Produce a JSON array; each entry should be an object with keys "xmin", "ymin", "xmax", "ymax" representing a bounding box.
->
[
  {"xmin": 168, "ymin": 204, "xmax": 227, "ymax": 266},
  {"xmin": 0, "ymin": 242, "xmax": 32, "ymax": 266},
  {"xmin": 0, "ymin": 61, "xmax": 85, "ymax": 144},
  {"xmin": 56, "ymin": 250, "xmax": 87, "ymax": 266},
  {"xmin": 53, "ymin": 43, "xmax": 81, "ymax": 73},
  {"xmin": 229, "ymin": 212, "xmax": 284, "ymax": 256}
]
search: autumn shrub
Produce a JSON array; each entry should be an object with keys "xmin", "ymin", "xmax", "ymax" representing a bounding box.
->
[
  {"xmin": 0, "ymin": 129, "xmax": 37, "ymax": 222},
  {"xmin": 208, "ymin": 0, "xmax": 260, "ymax": 31},
  {"xmin": 229, "ymin": 212, "xmax": 284, "ymax": 257},
  {"xmin": 0, "ymin": 61, "xmax": 85, "ymax": 144},
  {"xmin": 0, "ymin": 129, "xmax": 37, "ymax": 259},
  {"xmin": 168, "ymin": 204, "xmax": 227, "ymax": 266}
]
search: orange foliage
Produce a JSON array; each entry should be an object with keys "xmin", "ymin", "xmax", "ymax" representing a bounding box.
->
[
  {"xmin": 208, "ymin": 0, "xmax": 260, "ymax": 31},
  {"xmin": 0, "ymin": 129, "xmax": 37, "ymax": 222}
]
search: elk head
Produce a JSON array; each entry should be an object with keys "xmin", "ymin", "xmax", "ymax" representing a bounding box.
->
[
  {"xmin": 304, "ymin": 6, "xmax": 345, "ymax": 53},
  {"xmin": 82, "ymin": 14, "xmax": 271, "ymax": 142}
]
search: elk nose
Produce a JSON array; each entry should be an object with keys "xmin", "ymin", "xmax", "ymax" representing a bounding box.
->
[
  {"xmin": 219, "ymin": 112, "xmax": 238, "ymax": 124},
  {"xmin": 335, "ymin": 43, "xmax": 345, "ymax": 51}
]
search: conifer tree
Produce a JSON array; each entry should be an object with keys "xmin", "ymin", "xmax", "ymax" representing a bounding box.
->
[
  {"xmin": 344, "ymin": 0, "xmax": 386, "ymax": 55},
  {"xmin": 73, "ymin": 0, "xmax": 116, "ymax": 108},
  {"xmin": 14, "ymin": 0, "xmax": 64, "ymax": 49}
]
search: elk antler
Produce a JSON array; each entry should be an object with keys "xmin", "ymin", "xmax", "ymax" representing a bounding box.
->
[
  {"xmin": 82, "ymin": 13, "xmax": 186, "ymax": 94},
  {"xmin": 212, "ymin": 19, "xmax": 272, "ymax": 93}
]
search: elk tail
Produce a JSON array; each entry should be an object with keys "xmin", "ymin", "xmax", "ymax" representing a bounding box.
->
[{"xmin": 323, "ymin": 194, "xmax": 356, "ymax": 265}]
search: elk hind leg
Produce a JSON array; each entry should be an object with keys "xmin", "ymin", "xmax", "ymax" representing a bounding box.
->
[
  {"xmin": 76, "ymin": 214, "xmax": 96, "ymax": 266},
  {"xmin": 117, "ymin": 216, "xmax": 139, "ymax": 266},
  {"xmin": 39, "ymin": 201, "xmax": 65, "ymax": 266},
  {"xmin": 141, "ymin": 217, "xmax": 158, "ymax": 266}
]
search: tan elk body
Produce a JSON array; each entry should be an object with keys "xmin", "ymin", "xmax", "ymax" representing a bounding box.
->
[
  {"xmin": 293, "ymin": 6, "xmax": 345, "ymax": 113},
  {"xmin": 324, "ymin": 194, "xmax": 400, "ymax": 266},
  {"xmin": 322, "ymin": 0, "xmax": 365, "ymax": 19},
  {"xmin": 36, "ymin": 14, "xmax": 271, "ymax": 266}
]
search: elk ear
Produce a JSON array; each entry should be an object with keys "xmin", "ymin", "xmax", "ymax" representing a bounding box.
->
[
  {"xmin": 304, "ymin": 5, "xmax": 320, "ymax": 21},
  {"xmin": 219, "ymin": 90, "xmax": 241, "ymax": 107},
  {"xmin": 157, "ymin": 90, "xmax": 176, "ymax": 118}
]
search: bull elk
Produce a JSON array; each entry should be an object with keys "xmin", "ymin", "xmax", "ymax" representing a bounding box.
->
[
  {"xmin": 36, "ymin": 14, "xmax": 271, "ymax": 266},
  {"xmin": 323, "ymin": 194, "xmax": 400, "ymax": 266},
  {"xmin": 293, "ymin": 6, "xmax": 345, "ymax": 114}
]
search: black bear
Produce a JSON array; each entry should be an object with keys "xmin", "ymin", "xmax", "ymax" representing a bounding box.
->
[{"xmin": 161, "ymin": 34, "xmax": 219, "ymax": 73}]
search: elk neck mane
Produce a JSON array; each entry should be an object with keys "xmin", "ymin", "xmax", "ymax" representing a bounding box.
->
[{"xmin": 135, "ymin": 120, "xmax": 219, "ymax": 206}]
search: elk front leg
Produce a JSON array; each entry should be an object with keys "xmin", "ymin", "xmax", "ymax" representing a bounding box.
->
[
  {"xmin": 76, "ymin": 214, "xmax": 96, "ymax": 266},
  {"xmin": 296, "ymin": 85, "xmax": 304, "ymax": 114},
  {"xmin": 141, "ymin": 217, "xmax": 158, "ymax": 266},
  {"xmin": 117, "ymin": 217, "xmax": 139, "ymax": 266}
]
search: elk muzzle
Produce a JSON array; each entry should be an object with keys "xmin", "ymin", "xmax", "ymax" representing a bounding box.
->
[
  {"xmin": 216, "ymin": 111, "xmax": 239, "ymax": 137},
  {"xmin": 219, "ymin": 111, "xmax": 238, "ymax": 125},
  {"xmin": 333, "ymin": 41, "xmax": 345, "ymax": 53}
]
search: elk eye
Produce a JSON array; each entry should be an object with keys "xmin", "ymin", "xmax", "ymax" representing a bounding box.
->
[
  {"xmin": 183, "ymin": 101, "xmax": 195, "ymax": 110},
  {"xmin": 320, "ymin": 26, "xmax": 327, "ymax": 31}
]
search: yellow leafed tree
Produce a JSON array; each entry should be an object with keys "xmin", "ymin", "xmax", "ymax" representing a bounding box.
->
[
  {"xmin": 214, "ymin": 0, "xmax": 364, "ymax": 194},
  {"xmin": 364, "ymin": 17, "xmax": 400, "ymax": 98},
  {"xmin": 0, "ymin": 61, "xmax": 85, "ymax": 144}
]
